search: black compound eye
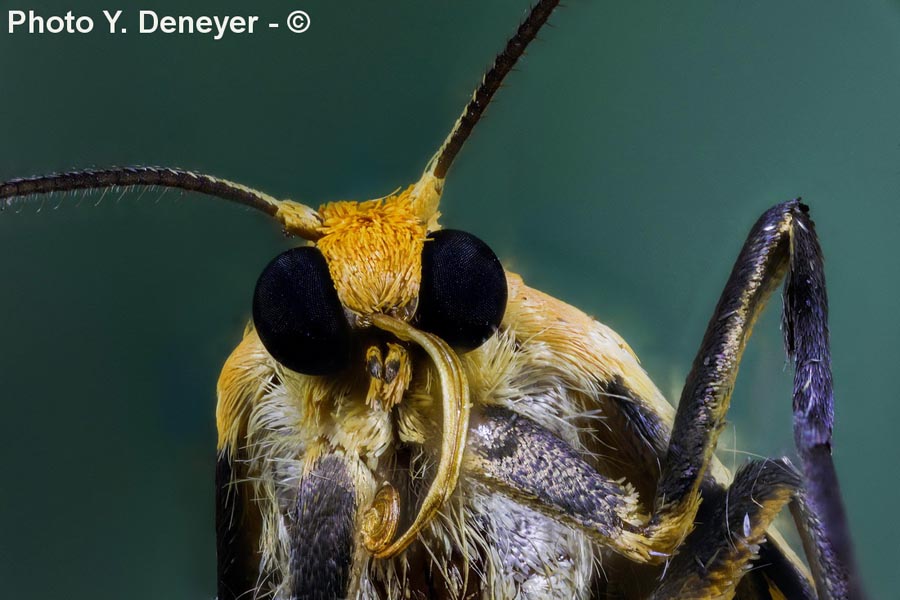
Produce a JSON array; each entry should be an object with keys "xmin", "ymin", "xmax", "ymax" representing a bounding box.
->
[
  {"xmin": 253, "ymin": 247, "xmax": 350, "ymax": 375},
  {"xmin": 417, "ymin": 229, "xmax": 507, "ymax": 350}
]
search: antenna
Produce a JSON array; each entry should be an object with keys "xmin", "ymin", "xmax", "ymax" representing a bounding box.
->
[{"xmin": 429, "ymin": 0, "xmax": 561, "ymax": 180}]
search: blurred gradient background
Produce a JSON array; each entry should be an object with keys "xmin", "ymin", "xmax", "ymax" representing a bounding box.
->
[{"xmin": 1, "ymin": 1, "xmax": 898, "ymax": 597}]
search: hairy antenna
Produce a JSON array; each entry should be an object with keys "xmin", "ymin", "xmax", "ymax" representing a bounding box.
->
[
  {"xmin": 429, "ymin": 0, "xmax": 561, "ymax": 180},
  {"xmin": 0, "ymin": 167, "xmax": 279, "ymax": 216},
  {"xmin": 0, "ymin": 166, "xmax": 324, "ymax": 239}
]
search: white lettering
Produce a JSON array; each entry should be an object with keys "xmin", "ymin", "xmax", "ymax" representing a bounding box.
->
[
  {"xmin": 102, "ymin": 10, "xmax": 122, "ymax": 33},
  {"xmin": 195, "ymin": 16, "xmax": 211, "ymax": 34},
  {"xmin": 137, "ymin": 12, "xmax": 260, "ymax": 39},
  {"xmin": 213, "ymin": 16, "xmax": 228, "ymax": 40},
  {"xmin": 8, "ymin": 10, "xmax": 91, "ymax": 34},
  {"xmin": 159, "ymin": 15, "xmax": 177, "ymax": 34},
  {"xmin": 9, "ymin": 10, "xmax": 260, "ymax": 37},
  {"xmin": 74, "ymin": 15, "xmax": 92, "ymax": 33},
  {"xmin": 139, "ymin": 10, "xmax": 158, "ymax": 34},
  {"xmin": 8, "ymin": 10, "xmax": 25, "ymax": 33}
]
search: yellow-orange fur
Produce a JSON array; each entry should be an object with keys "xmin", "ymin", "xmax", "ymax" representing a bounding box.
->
[{"xmin": 316, "ymin": 187, "xmax": 429, "ymax": 317}]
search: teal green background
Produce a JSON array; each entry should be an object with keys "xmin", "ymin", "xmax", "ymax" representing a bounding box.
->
[{"xmin": 1, "ymin": 1, "xmax": 898, "ymax": 597}]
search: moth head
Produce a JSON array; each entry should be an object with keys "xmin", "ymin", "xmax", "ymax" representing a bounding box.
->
[{"xmin": 253, "ymin": 171, "xmax": 507, "ymax": 378}]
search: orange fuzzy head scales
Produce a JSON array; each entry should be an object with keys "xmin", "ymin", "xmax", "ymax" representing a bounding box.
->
[{"xmin": 314, "ymin": 186, "xmax": 432, "ymax": 317}]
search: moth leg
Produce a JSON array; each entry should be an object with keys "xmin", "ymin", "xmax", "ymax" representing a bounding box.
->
[
  {"xmin": 465, "ymin": 405, "xmax": 660, "ymax": 562},
  {"xmin": 651, "ymin": 200, "xmax": 862, "ymax": 598},
  {"xmin": 287, "ymin": 454, "xmax": 360, "ymax": 600},
  {"xmin": 649, "ymin": 459, "xmax": 800, "ymax": 600}
]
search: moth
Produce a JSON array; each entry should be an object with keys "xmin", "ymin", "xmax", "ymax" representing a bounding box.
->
[{"xmin": 0, "ymin": 1, "xmax": 864, "ymax": 599}]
